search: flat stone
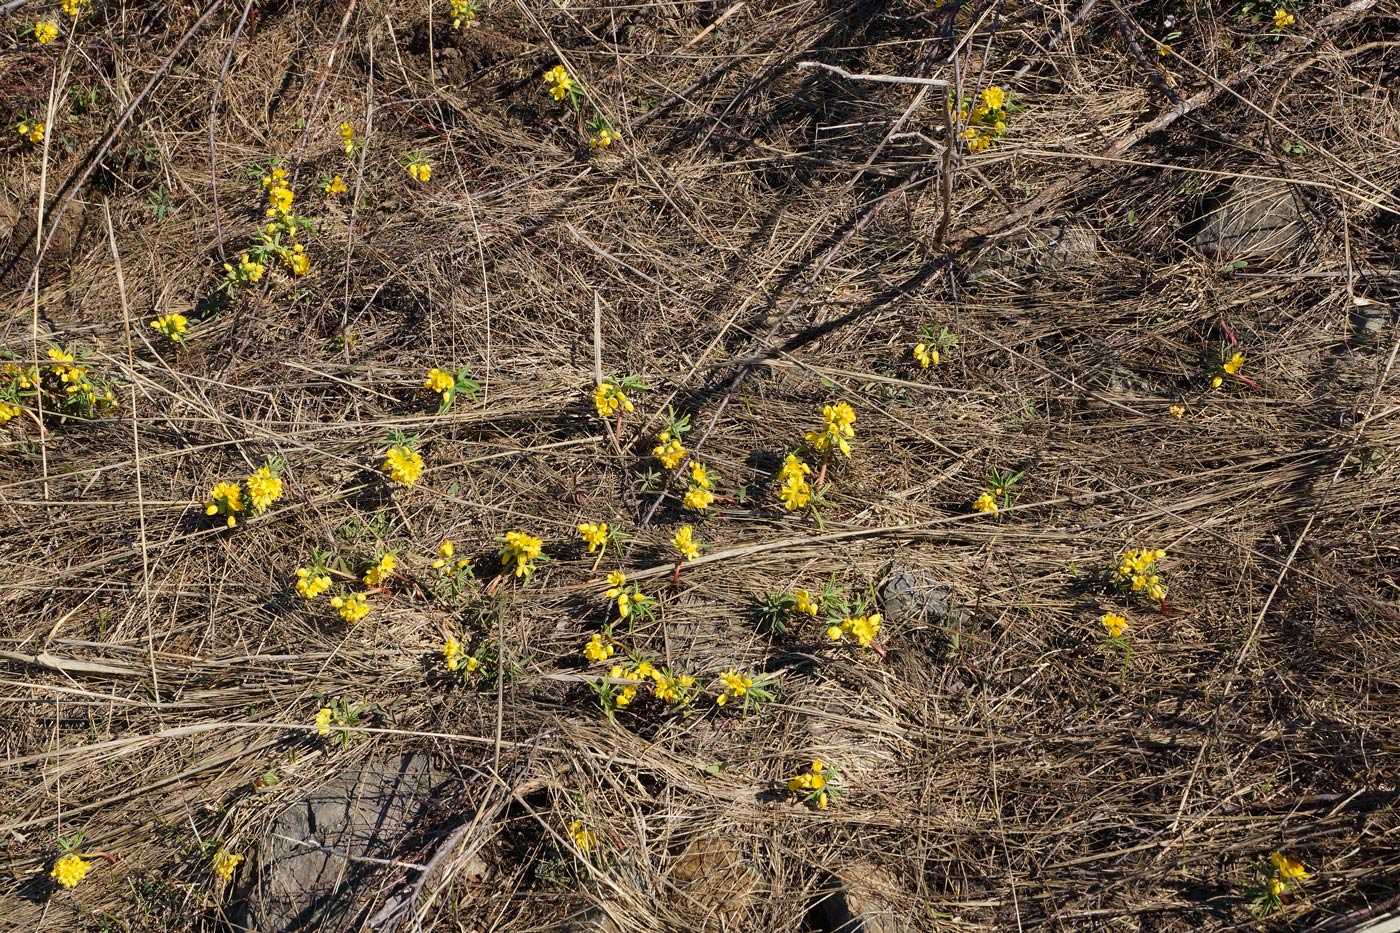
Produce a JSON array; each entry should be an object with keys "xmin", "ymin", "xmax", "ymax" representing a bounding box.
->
[
  {"xmin": 237, "ymin": 753, "xmax": 451, "ymax": 933},
  {"xmin": 813, "ymin": 862, "xmax": 914, "ymax": 933},
  {"xmin": 672, "ymin": 834, "xmax": 762, "ymax": 921},
  {"xmin": 878, "ymin": 562, "xmax": 970, "ymax": 629},
  {"xmin": 1192, "ymin": 178, "xmax": 1305, "ymax": 260},
  {"xmin": 965, "ymin": 217, "xmax": 1099, "ymax": 284}
]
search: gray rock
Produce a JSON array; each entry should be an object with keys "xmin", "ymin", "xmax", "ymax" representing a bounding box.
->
[
  {"xmin": 878, "ymin": 563, "xmax": 970, "ymax": 629},
  {"xmin": 813, "ymin": 863, "xmax": 914, "ymax": 933},
  {"xmin": 965, "ymin": 217, "xmax": 1099, "ymax": 283},
  {"xmin": 238, "ymin": 753, "xmax": 452, "ymax": 933},
  {"xmin": 1192, "ymin": 178, "xmax": 1305, "ymax": 260}
]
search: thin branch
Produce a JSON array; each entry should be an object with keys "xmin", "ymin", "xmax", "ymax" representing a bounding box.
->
[{"xmin": 796, "ymin": 60, "xmax": 948, "ymax": 87}]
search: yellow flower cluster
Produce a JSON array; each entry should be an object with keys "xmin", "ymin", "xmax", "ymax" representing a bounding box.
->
[
  {"xmin": 960, "ymin": 85, "xmax": 1010, "ymax": 152},
  {"xmin": 203, "ymin": 460, "xmax": 284, "ymax": 527},
  {"xmin": 794, "ymin": 588, "xmax": 820, "ymax": 617},
  {"xmin": 383, "ymin": 442, "xmax": 425, "ymax": 487},
  {"xmin": 15, "ymin": 120, "xmax": 45, "ymax": 144},
  {"xmin": 1212, "ymin": 352, "xmax": 1246, "ymax": 388},
  {"xmin": 424, "ymin": 368, "xmax": 454, "ymax": 401},
  {"xmin": 34, "ymin": 20, "xmax": 59, "ymax": 44},
  {"xmin": 672, "ymin": 525, "xmax": 700, "ymax": 561},
  {"xmin": 972, "ymin": 491, "xmax": 998, "ymax": 514},
  {"xmin": 443, "ymin": 634, "xmax": 469, "ymax": 671},
  {"xmin": 223, "ymin": 252, "xmax": 266, "ymax": 287},
  {"xmin": 259, "ymin": 168, "xmax": 312, "ymax": 276},
  {"xmin": 212, "ymin": 850, "xmax": 244, "ymax": 881},
  {"xmin": 1116, "ymin": 548, "xmax": 1166, "ymax": 603},
  {"xmin": 406, "ymin": 156, "xmax": 432, "ymax": 183},
  {"xmin": 787, "ymin": 760, "xmax": 831, "ymax": 810},
  {"xmin": 805, "ymin": 402, "xmax": 856, "ymax": 459},
  {"xmin": 37, "ymin": 346, "xmax": 117, "ymax": 417},
  {"xmin": 589, "ymin": 126, "xmax": 617, "ymax": 149},
  {"xmin": 323, "ymin": 175, "xmax": 348, "ymax": 195},
  {"xmin": 682, "ymin": 461, "xmax": 715, "ymax": 511},
  {"xmin": 543, "ymin": 65, "xmax": 574, "ymax": 102},
  {"xmin": 593, "ymin": 379, "xmax": 634, "ymax": 419},
  {"xmin": 827, "ymin": 613, "xmax": 881, "ymax": 649},
  {"xmin": 330, "ymin": 591, "xmax": 371, "ymax": 623},
  {"xmin": 1272, "ymin": 8, "xmax": 1295, "ymax": 29},
  {"xmin": 778, "ymin": 453, "xmax": 812, "ymax": 511},
  {"xmin": 1268, "ymin": 852, "xmax": 1308, "ymax": 896},
  {"xmin": 568, "ymin": 819, "xmax": 596, "ymax": 853},
  {"xmin": 653, "ymin": 667, "xmax": 697, "ymax": 704},
  {"xmin": 653, "ymin": 429, "xmax": 686, "ymax": 469},
  {"xmin": 715, "ymin": 670, "xmax": 752, "ymax": 706},
  {"xmin": 500, "ymin": 530, "xmax": 545, "ymax": 578},
  {"xmin": 1101, "ymin": 612, "xmax": 1128, "ymax": 638},
  {"xmin": 315, "ymin": 706, "xmax": 334, "ymax": 734},
  {"xmin": 362, "ymin": 553, "xmax": 397, "ymax": 587},
  {"xmin": 61, "ymin": 0, "xmax": 90, "ymax": 16},
  {"xmin": 295, "ymin": 566, "xmax": 332, "ymax": 599},
  {"xmin": 338, "ymin": 122, "xmax": 356, "ymax": 155},
  {"xmin": 578, "ymin": 522, "xmax": 610, "ymax": 553},
  {"xmin": 0, "ymin": 400, "xmax": 21, "ymax": 426},
  {"xmin": 246, "ymin": 464, "xmax": 284, "ymax": 511},
  {"xmin": 583, "ymin": 633, "xmax": 615, "ymax": 663},
  {"xmin": 204, "ymin": 481, "xmax": 245, "ymax": 527},
  {"xmin": 150, "ymin": 312, "xmax": 188, "ymax": 344},
  {"xmin": 50, "ymin": 852, "xmax": 91, "ymax": 888},
  {"xmin": 603, "ymin": 569, "xmax": 648, "ymax": 619},
  {"xmin": 449, "ymin": 0, "xmax": 479, "ymax": 28}
]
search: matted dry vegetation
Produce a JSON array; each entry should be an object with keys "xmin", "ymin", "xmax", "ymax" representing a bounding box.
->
[{"xmin": 3, "ymin": 0, "xmax": 1400, "ymax": 930}]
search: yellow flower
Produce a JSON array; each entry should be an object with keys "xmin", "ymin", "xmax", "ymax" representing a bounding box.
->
[
  {"xmin": 794, "ymin": 589, "xmax": 819, "ymax": 616},
  {"xmin": 1223, "ymin": 352, "xmax": 1245, "ymax": 375},
  {"xmin": 383, "ymin": 445, "xmax": 425, "ymax": 487},
  {"xmin": 1101, "ymin": 612, "xmax": 1128, "ymax": 638},
  {"xmin": 653, "ymin": 431, "xmax": 686, "ymax": 470},
  {"xmin": 683, "ymin": 486, "xmax": 715, "ymax": 511},
  {"xmin": 1272, "ymin": 8, "xmax": 1295, "ymax": 28},
  {"xmin": 295, "ymin": 567, "xmax": 332, "ymax": 599},
  {"xmin": 0, "ymin": 401, "xmax": 21, "ymax": 425},
  {"xmin": 672, "ymin": 525, "xmax": 700, "ymax": 561},
  {"xmin": 34, "ymin": 20, "xmax": 59, "ymax": 43},
  {"xmin": 212, "ymin": 850, "xmax": 244, "ymax": 881},
  {"xmin": 1268, "ymin": 874, "xmax": 1286, "ymax": 897},
  {"xmin": 843, "ymin": 613, "xmax": 881, "ymax": 648},
  {"xmin": 17, "ymin": 120, "xmax": 46, "ymax": 144},
  {"xmin": 544, "ymin": 65, "xmax": 574, "ymax": 102},
  {"xmin": 330, "ymin": 592, "xmax": 371, "ymax": 623},
  {"xmin": 593, "ymin": 380, "xmax": 633, "ymax": 418},
  {"xmin": 51, "ymin": 852, "xmax": 90, "ymax": 888},
  {"xmin": 443, "ymin": 635, "xmax": 465, "ymax": 671},
  {"xmin": 363, "ymin": 553, "xmax": 398, "ymax": 587},
  {"xmin": 719, "ymin": 670, "xmax": 752, "ymax": 701},
  {"xmin": 407, "ymin": 160, "xmax": 432, "ymax": 183},
  {"xmin": 972, "ymin": 491, "xmax": 999, "ymax": 514},
  {"xmin": 150, "ymin": 312, "xmax": 188, "ymax": 343},
  {"xmin": 323, "ymin": 174, "xmax": 348, "ymax": 195},
  {"xmin": 568, "ymin": 819, "xmax": 596, "ymax": 853},
  {"xmin": 500, "ymin": 531, "xmax": 544, "ymax": 578},
  {"xmin": 1270, "ymin": 852, "xmax": 1309, "ymax": 882},
  {"xmin": 578, "ymin": 522, "xmax": 610, "ymax": 553},
  {"xmin": 245, "ymin": 463, "xmax": 283, "ymax": 512},
  {"xmin": 283, "ymin": 243, "xmax": 310, "ymax": 277},
  {"xmin": 913, "ymin": 343, "xmax": 938, "ymax": 368},
  {"xmin": 980, "ymin": 85, "xmax": 1007, "ymax": 111},
  {"xmin": 315, "ymin": 707, "xmax": 333, "ymax": 735},
  {"xmin": 1169, "ymin": 404, "xmax": 1185, "ymax": 418},
  {"xmin": 205, "ymin": 481, "xmax": 246, "ymax": 528},
  {"xmin": 338, "ymin": 122, "xmax": 356, "ymax": 154},
  {"xmin": 589, "ymin": 128, "xmax": 617, "ymax": 149},
  {"xmin": 424, "ymin": 368, "xmax": 454, "ymax": 400},
  {"xmin": 449, "ymin": 0, "xmax": 478, "ymax": 28},
  {"xmin": 61, "ymin": 0, "xmax": 90, "ymax": 17},
  {"xmin": 805, "ymin": 402, "xmax": 856, "ymax": 458},
  {"xmin": 584, "ymin": 633, "xmax": 615, "ymax": 663}
]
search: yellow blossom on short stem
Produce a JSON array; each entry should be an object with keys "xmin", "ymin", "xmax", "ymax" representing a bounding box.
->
[
  {"xmin": 51, "ymin": 852, "xmax": 91, "ymax": 888},
  {"xmin": 212, "ymin": 849, "xmax": 245, "ymax": 881}
]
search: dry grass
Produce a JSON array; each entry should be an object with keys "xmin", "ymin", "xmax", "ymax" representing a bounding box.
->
[{"xmin": 3, "ymin": 0, "xmax": 1400, "ymax": 930}]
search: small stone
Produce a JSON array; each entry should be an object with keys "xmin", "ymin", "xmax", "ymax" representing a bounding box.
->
[
  {"xmin": 1191, "ymin": 177, "xmax": 1305, "ymax": 261},
  {"xmin": 878, "ymin": 562, "xmax": 970, "ymax": 628}
]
